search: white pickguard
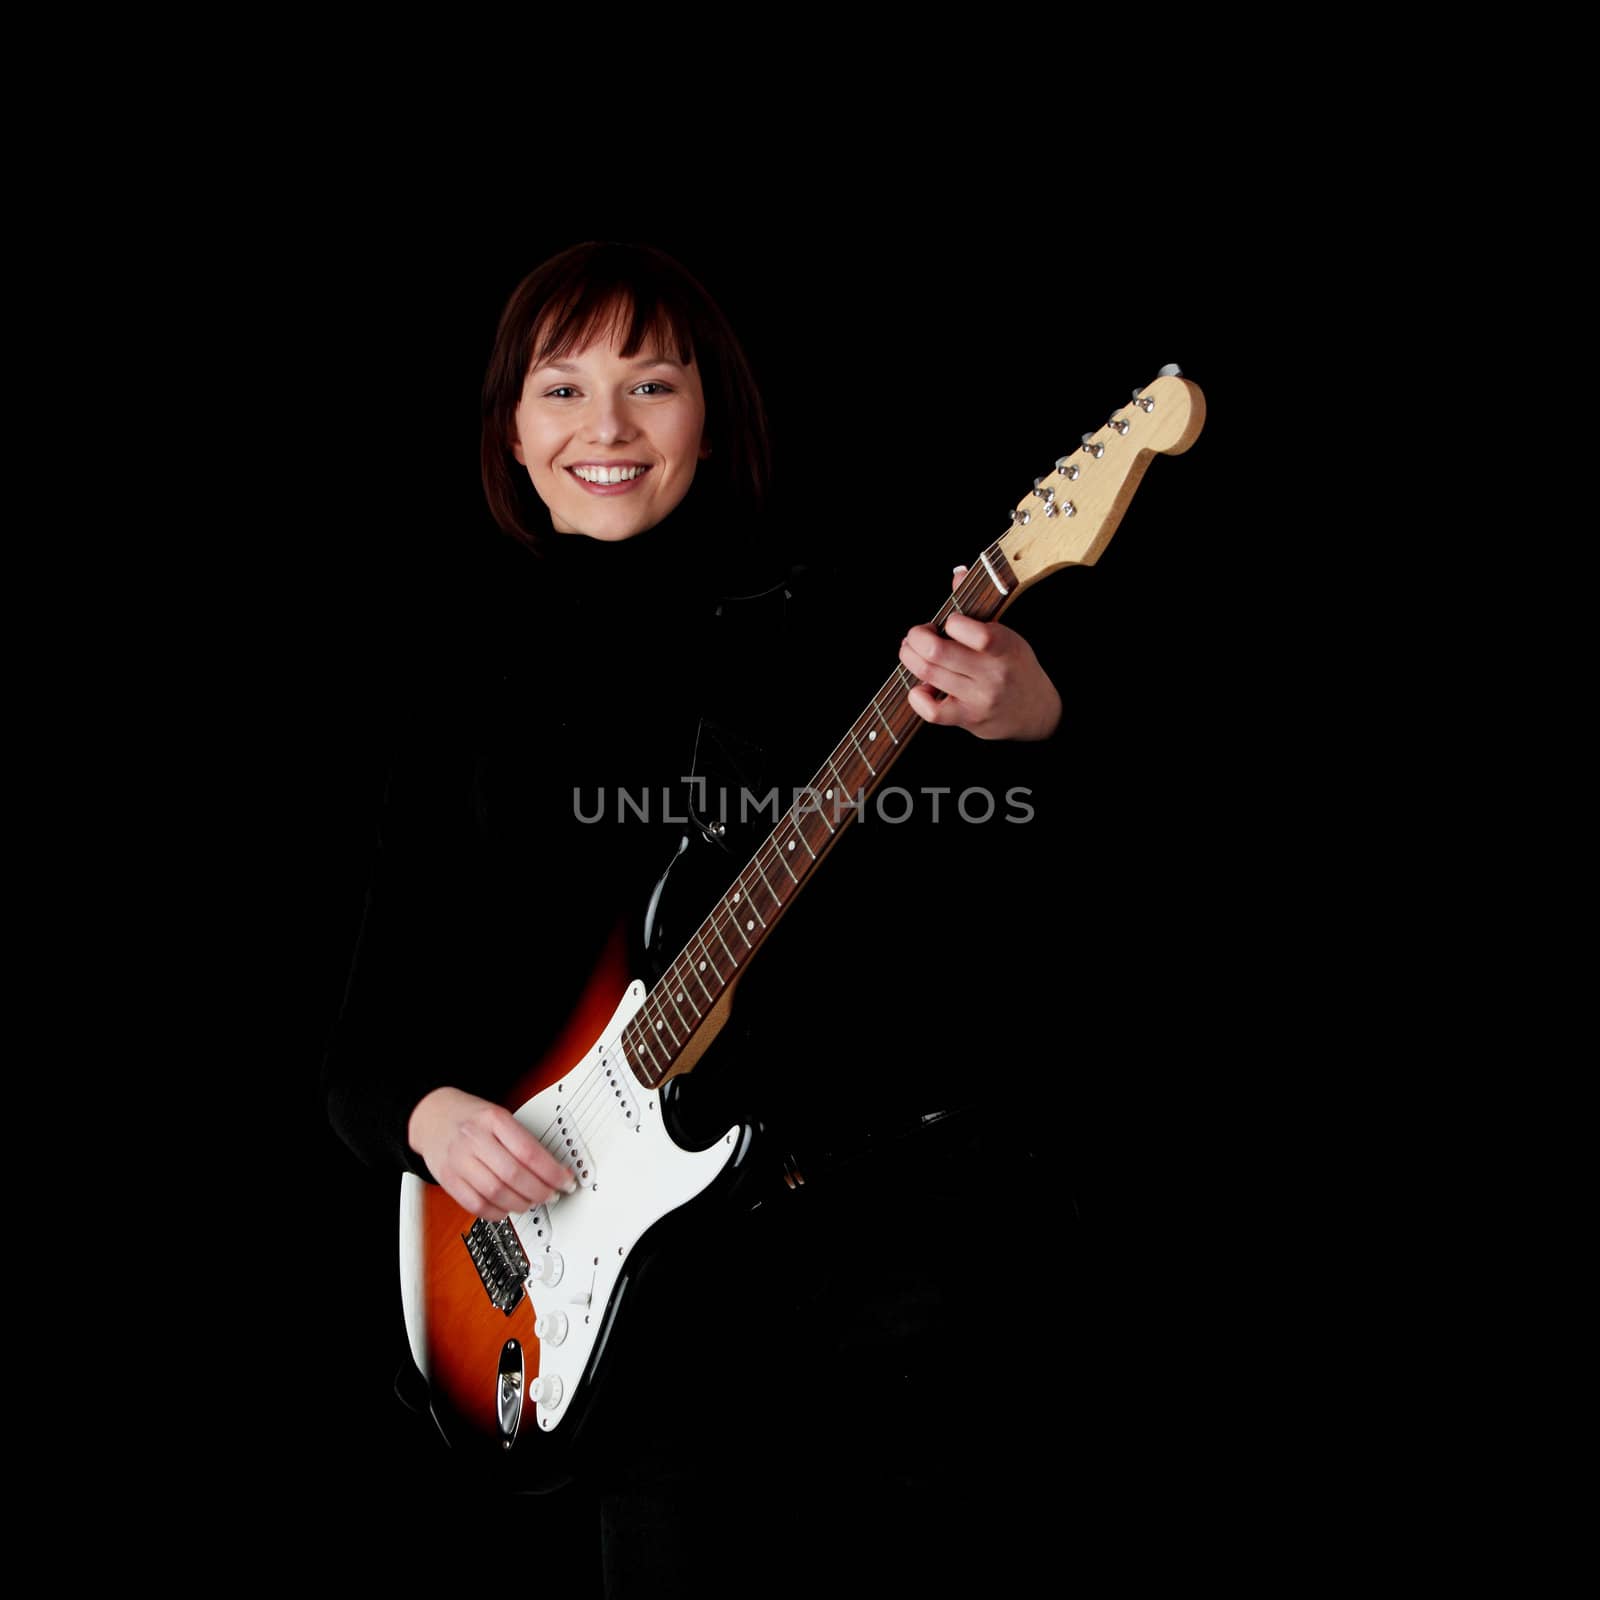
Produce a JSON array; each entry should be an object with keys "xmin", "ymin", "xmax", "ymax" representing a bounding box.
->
[{"xmin": 398, "ymin": 977, "xmax": 747, "ymax": 1437}]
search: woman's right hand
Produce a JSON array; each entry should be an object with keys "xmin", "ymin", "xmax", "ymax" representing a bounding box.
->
[{"xmin": 408, "ymin": 1086, "xmax": 578, "ymax": 1219}]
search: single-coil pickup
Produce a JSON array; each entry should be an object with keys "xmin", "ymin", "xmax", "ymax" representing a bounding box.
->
[
  {"xmin": 597, "ymin": 1043, "xmax": 641, "ymax": 1131},
  {"xmin": 548, "ymin": 1110, "xmax": 595, "ymax": 1189}
]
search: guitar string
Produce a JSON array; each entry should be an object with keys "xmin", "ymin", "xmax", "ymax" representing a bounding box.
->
[
  {"xmin": 530, "ymin": 558, "xmax": 1005, "ymax": 1166},
  {"xmin": 511, "ymin": 427, "xmax": 1155, "ymax": 1244},
  {"xmin": 517, "ymin": 438, "xmax": 1129, "ymax": 1225},
  {"xmin": 526, "ymin": 554, "xmax": 1009, "ymax": 1172},
  {"xmin": 547, "ymin": 655, "xmax": 928, "ymax": 1146},
  {"xmin": 609, "ymin": 555, "xmax": 1004, "ymax": 1071}
]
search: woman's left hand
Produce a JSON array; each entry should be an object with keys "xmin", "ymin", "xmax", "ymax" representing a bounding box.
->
[{"xmin": 899, "ymin": 566, "xmax": 1063, "ymax": 741}]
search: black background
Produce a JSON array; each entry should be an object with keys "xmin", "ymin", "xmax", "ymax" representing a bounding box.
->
[{"xmin": 246, "ymin": 183, "xmax": 1297, "ymax": 1555}]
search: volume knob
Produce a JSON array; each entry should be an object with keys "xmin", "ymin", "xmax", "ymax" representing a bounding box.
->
[
  {"xmin": 529, "ymin": 1375, "xmax": 563, "ymax": 1410},
  {"xmin": 526, "ymin": 1251, "xmax": 564, "ymax": 1287},
  {"xmin": 534, "ymin": 1311, "xmax": 569, "ymax": 1346}
]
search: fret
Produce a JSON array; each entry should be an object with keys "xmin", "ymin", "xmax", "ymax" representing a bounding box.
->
[
  {"xmin": 709, "ymin": 926, "xmax": 739, "ymax": 982},
  {"xmin": 776, "ymin": 834, "xmax": 801, "ymax": 881},
  {"xmin": 752, "ymin": 852, "xmax": 785, "ymax": 910},
  {"xmin": 690, "ymin": 933, "xmax": 720, "ymax": 996},
  {"xmin": 808, "ymin": 784, "xmax": 837, "ymax": 836},
  {"xmin": 631, "ymin": 1025, "xmax": 662, "ymax": 1082},
  {"xmin": 618, "ymin": 1030, "xmax": 651, "ymax": 1085},
  {"xmin": 663, "ymin": 982, "xmax": 693, "ymax": 1032},
  {"xmin": 720, "ymin": 908, "xmax": 748, "ymax": 953},
  {"xmin": 791, "ymin": 814, "xmax": 819, "ymax": 859},
  {"xmin": 646, "ymin": 990, "xmax": 682, "ymax": 1049},
  {"xmin": 731, "ymin": 876, "xmax": 765, "ymax": 934},
  {"xmin": 871, "ymin": 697, "xmax": 900, "ymax": 745},
  {"xmin": 847, "ymin": 725, "xmax": 877, "ymax": 776},
  {"xmin": 824, "ymin": 756, "xmax": 849, "ymax": 807}
]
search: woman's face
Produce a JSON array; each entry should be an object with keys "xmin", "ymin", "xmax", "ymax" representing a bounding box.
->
[{"xmin": 511, "ymin": 320, "xmax": 710, "ymax": 543}]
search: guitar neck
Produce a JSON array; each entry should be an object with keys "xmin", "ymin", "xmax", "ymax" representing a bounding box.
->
[
  {"xmin": 613, "ymin": 542, "xmax": 1020, "ymax": 1089},
  {"xmin": 612, "ymin": 369, "xmax": 1206, "ymax": 1090}
]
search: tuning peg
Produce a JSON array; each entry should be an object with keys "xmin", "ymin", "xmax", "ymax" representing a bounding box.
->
[
  {"xmin": 1009, "ymin": 506, "xmax": 1031, "ymax": 525},
  {"xmin": 1080, "ymin": 433, "xmax": 1105, "ymax": 459},
  {"xmin": 1053, "ymin": 457, "xmax": 1080, "ymax": 480},
  {"xmin": 1158, "ymin": 362, "xmax": 1182, "ymax": 377},
  {"xmin": 1030, "ymin": 480, "xmax": 1056, "ymax": 504},
  {"xmin": 1108, "ymin": 416, "xmax": 1130, "ymax": 435}
]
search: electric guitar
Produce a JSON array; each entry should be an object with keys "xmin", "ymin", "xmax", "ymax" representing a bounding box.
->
[{"xmin": 397, "ymin": 367, "xmax": 1207, "ymax": 1469}]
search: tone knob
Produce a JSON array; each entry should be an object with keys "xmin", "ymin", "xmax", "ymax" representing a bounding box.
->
[
  {"xmin": 526, "ymin": 1251, "xmax": 564, "ymax": 1287},
  {"xmin": 529, "ymin": 1375, "xmax": 563, "ymax": 1409},
  {"xmin": 534, "ymin": 1311, "xmax": 569, "ymax": 1346}
]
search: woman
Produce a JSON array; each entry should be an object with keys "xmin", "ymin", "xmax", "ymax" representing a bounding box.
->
[{"xmin": 324, "ymin": 239, "xmax": 1074, "ymax": 1590}]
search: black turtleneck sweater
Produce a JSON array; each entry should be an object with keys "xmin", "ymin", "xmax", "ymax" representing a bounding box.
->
[{"xmin": 321, "ymin": 485, "xmax": 1080, "ymax": 1188}]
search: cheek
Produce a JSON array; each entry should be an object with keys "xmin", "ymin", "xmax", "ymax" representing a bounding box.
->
[
  {"xmin": 516, "ymin": 418, "xmax": 558, "ymax": 475},
  {"xmin": 677, "ymin": 407, "xmax": 709, "ymax": 464}
]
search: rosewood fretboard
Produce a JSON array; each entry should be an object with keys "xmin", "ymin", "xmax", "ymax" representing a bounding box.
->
[{"xmin": 615, "ymin": 541, "xmax": 1021, "ymax": 1089}]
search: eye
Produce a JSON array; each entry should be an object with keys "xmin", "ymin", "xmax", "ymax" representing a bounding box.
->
[
  {"xmin": 634, "ymin": 381, "xmax": 674, "ymax": 396},
  {"xmin": 544, "ymin": 385, "xmax": 579, "ymax": 399}
]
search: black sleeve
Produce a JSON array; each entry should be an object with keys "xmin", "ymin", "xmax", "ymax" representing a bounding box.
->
[
  {"xmin": 319, "ymin": 683, "xmax": 481, "ymax": 1181},
  {"xmin": 319, "ymin": 652, "xmax": 651, "ymax": 1183}
]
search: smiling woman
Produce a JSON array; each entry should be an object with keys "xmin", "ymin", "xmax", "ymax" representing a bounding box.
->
[
  {"xmin": 325, "ymin": 238, "xmax": 1079, "ymax": 1594},
  {"xmin": 480, "ymin": 240, "xmax": 772, "ymax": 552}
]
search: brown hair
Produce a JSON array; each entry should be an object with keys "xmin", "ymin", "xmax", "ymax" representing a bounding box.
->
[{"xmin": 481, "ymin": 241, "xmax": 772, "ymax": 552}]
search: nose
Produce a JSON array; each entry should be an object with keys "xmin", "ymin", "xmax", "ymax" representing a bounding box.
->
[{"xmin": 586, "ymin": 387, "xmax": 637, "ymax": 447}]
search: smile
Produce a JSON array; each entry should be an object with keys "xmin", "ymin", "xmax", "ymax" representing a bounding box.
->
[{"xmin": 568, "ymin": 464, "xmax": 651, "ymax": 487}]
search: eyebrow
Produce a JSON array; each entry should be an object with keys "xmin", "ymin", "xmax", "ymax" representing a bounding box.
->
[{"xmin": 534, "ymin": 355, "xmax": 687, "ymax": 374}]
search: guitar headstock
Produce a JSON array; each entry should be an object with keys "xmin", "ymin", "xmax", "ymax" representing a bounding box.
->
[{"xmin": 998, "ymin": 369, "xmax": 1206, "ymax": 591}]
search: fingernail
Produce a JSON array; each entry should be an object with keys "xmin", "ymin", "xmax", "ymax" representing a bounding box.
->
[{"xmin": 562, "ymin": 1175, "xmax": 579, "ymax": 1195}]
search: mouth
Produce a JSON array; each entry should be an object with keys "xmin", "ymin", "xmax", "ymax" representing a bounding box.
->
[{"xmin": 566, "ymin": 463, "xmax": 653, "ymax": 495}]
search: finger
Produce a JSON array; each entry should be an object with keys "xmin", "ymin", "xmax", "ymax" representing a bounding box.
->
[
  {"xmin": 901, "ymin": 642, "xmax": 975, "ymax": 700},
  {"xmin": 467, "ymin": 1116, "xmax": 575, "ymax": 1203},
  {"xmin": 906, "ymin": 682, "xmax": 967, "ymax": 726},
  {"xmin": 902, "ymin": 628, "xmax": 980, "ymax": 688},
  {"xmin": 482, "ymin": 1107, "xmax": 578, "ymax": 1195},
  {"xmin": 463, "ymin": 1123, "xmax": 557, "ymax": 1210},
  {"xmin": 952, "ymin": 564, "xmax": 970, "ymax": 592},
  {"xmin": 459, "ymin": 1149, "xmax": 551, "ymax": 1217},
  {"xmin": 943, "ymin": 613, "xmax": 997, "ymax": 653}
]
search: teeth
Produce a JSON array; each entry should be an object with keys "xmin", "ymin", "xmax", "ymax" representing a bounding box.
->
[{"xmin": 572, "ymin": 465, "xmax": 647, "ymax": 485}]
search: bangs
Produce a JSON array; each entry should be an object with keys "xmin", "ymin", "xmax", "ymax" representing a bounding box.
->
[
  {"xmin": 528, "ymin": 283, "xmax": 697, "ymax": 374},
  {"xmin": 483, "ymin": 240, "xmax": 771, "ymax": 552}
]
